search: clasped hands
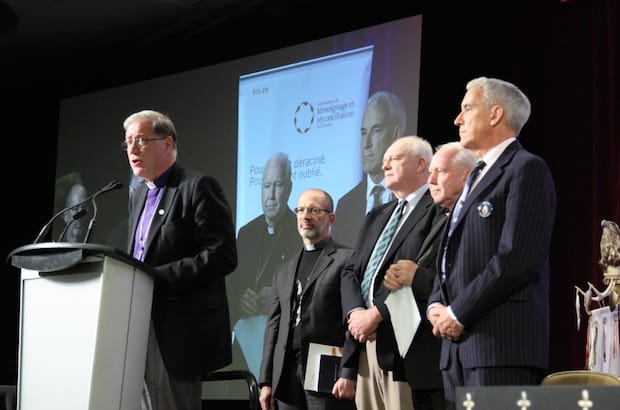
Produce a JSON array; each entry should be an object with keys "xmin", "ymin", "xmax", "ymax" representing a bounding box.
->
[
  {"xmin": 427, "ymin": 304, "xmax": 464, "ymax": 341},
  {"xmin": 348, "ymin": 306, "xmax": 381, "ymax": 343},
  {"xmin": 239, "ymin": 286, "xmax": 271, "ymax": 318}
]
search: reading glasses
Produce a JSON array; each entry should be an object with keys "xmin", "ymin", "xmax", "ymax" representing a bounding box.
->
[
  {"xmin": 121, "ymin": 136, "xmax": 167, "ymax": 150},
  {"xmin": 293, "ymin": 207, "xmax": 332, "ymax": 215}
]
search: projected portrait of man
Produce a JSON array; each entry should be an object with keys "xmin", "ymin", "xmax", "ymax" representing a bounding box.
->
[
  {"xmin": 54, "ymin": 172, "xmax": 90, "ymax": 243},
  {"xmin": 228, "ymin": 151, "xmax": 301, "ymax": 376},
  {"xmin": 62, "ymin": 182, "xmax": 88, "ymax": 242},
  {"xmin": 331, "ymin": 90, "xmax": 407, "ymax": 247}
]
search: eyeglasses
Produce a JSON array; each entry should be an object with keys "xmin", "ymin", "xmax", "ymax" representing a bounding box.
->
[
  {"xmin": 121, "ymin": 136, "xmax": 167, "ymax": 150},
  {"xmin": 293, "ymin": 207, "xmax": 332, "ymax": 216}
]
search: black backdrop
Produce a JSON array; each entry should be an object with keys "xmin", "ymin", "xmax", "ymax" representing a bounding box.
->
[{"xmin": 1, "ymin": 0, "xmax": 618, "ymax": 385}]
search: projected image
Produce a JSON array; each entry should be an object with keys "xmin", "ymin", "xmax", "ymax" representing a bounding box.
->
[
  {"xmin": 53, "ymin": 172, "xmax": 91, "ymax": 243},
  {"xmin": 232, "ymin": 24, "xmax": 421, "ymax": 376},
  {"xmin": 330, "ymin": 90, "xmax": 407, "ymax": 247},
  {"xmin": 229, "ymin": 152, "xmax": 301, "ymax": 374}
]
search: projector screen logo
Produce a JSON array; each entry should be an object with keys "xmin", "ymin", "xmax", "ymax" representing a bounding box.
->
[{"xmin": 294, "ymin": 101, "xmax": 314, "ymax": 133}]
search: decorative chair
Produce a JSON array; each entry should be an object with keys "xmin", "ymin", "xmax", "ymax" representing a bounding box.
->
[{"xmin": 541, "ymin": 370, "xmax": 620, "ymax": 386}]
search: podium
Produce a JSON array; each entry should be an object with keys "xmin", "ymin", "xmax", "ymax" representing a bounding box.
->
[{"xmin": 8, "ymin": 243, "xmax": 155, "ymax": 410}]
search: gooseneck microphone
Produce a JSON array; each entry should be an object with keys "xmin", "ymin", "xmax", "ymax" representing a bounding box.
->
[{"xmin": 33, "ymin": 180, "xmax": 124, "ymax": 244}]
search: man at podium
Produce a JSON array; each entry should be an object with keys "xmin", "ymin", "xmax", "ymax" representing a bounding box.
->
[{"xmin": 122, "ymin": 110, "xmax": 237, "ymax": 410}]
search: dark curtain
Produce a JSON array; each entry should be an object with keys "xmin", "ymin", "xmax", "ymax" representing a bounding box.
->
[{"xmin": 543, "ymin": 0, "xmax": 619, "ymax": 371}]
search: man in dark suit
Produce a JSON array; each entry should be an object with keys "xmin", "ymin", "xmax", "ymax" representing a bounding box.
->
[
  {"xmin": 331, "ymin": 91, "xmax": 406, "ymax": 247},
  {"xmin": 123, "ymin": 110, "xmax": 237, "ymax": 410},
  {"xmin": 259, "ymin": 188, "xmax": 356, "ymax": 410},
  {"xmin": 427, "ymin": 77, "xmax": 557, "ymax": 410},
  {"xmin": 229, "ymin": 152, "xmax": 300, "ymax": 375},
  {"xmin": 383, "ymin": 141, "xmax": 477, "ymax": 409},
  {"xmin": 339, "ymin": 136, "xmax": 440, "ymax": 410}
]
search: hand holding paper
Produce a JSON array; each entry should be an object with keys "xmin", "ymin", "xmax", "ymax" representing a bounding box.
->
[{"xmin": 385, "ymin": 286, "xmax": 420, "ymax": 357}]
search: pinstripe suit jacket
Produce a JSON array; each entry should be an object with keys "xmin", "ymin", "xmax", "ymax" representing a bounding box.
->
[{"xmin": 428, "ymin": 140, "xmax": 556, "ymax": 370}]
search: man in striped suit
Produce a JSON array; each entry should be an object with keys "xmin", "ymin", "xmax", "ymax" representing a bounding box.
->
[{"xmin": 427, "ymin": 77, "xmax": 557, "ymax": 410}]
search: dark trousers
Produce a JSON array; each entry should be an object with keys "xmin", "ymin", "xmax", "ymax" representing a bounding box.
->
[
  {"xmin": 276, "ymin": 354, "xmax": 356, "ymax": 410},
  {"xmin": 442, "ymin": 342, "xmax": 544, "ymax": 410}
]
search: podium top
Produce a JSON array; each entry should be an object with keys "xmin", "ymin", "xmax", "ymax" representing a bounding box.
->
[{"xmin": 7, "ymin": 242, "xmax": 156, "ymax": 276}]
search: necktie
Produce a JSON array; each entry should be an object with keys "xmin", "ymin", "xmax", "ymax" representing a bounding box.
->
[
  {"xmin": 371, "ymin": 184, "xmax": 385, "ymax": 209},
  {"xmin": 448, "ymin": 160, "xmax": 485, "ymax": 236},
  {"xmin": 360, "ymin": 200, "xmax": 407, "ymax": 305}
]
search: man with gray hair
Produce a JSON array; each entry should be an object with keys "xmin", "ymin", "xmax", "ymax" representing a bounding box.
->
[
  {"xmin": 123, "ymin": 109, "xmax": 237, "ymax": 410},
  {"xmin": 229, "ymin": 151, "xmax": 301, "ymax": 375},
  {"xmin": 427, "ymin": 77, "xmax": 556, "ymax": 410},
  {"xmin": 383, "ymin": 141, "xmax": 477, "ymax": 409},
  {"xmin": 339, "ymin": 135, "xmax": 440, "ymax": 410}
]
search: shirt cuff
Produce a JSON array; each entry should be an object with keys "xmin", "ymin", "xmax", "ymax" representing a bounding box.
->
[{"xmin": 447, "ymin": 305, "xmax": 464, "ymax": 328}]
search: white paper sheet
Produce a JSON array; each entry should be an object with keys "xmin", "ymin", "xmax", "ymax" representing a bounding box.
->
[{"xmin": 385, "ymin": 286, "xmax": 420, "ymax": 357}]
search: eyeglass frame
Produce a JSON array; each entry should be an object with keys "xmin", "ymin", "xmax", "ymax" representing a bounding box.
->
[
  {"xmin": 293, "ymin": 207, "xmax": 333, "ymax": 216},
  {"xmin": 121, "ymin": 136, "xmax": 168, "ymax": 150}
]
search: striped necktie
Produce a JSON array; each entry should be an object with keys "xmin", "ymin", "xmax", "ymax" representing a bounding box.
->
[{"xmin": 360, "ymin": 200, "xmax": 407, "ymax": 305}]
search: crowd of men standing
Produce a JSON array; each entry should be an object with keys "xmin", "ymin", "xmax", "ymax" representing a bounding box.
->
[{"xmin": 122, "ymin": 75, "xmax": 556, "ymax": 410}]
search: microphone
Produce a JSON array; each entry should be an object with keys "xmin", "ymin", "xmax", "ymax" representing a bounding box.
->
[
  {"xmin": 56, "ymin": 208, "xmax": 88, "ymax": 242},
  {"xmin": 33, "ymin": 180, "xmax": 124, "ymax": 244},
  {"xmin": 83, "ymin": 181, "xmax": 124, "ymax": 243}
]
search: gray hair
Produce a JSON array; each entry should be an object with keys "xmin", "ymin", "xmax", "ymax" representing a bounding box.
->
[
  {"xmin": 466, "ymin": 77, "xmax": 531, "ymax": 135},
  {"xmin": 367, "ymin": 91, "xmax": 407, "ymax": 136},
  {"xmin": 123, "ymin": 109, "xmax": 178, "ymax": 143},
  {"xmin": 435, "ymin": 141, "xmax": 478, "ymax": 170},
  {"xmin": 265, "ymin": 152, "xmax": 292, "ymax": 181},
  {"xmin": 410, "ymin": 135, "xmax": 433, "ymax": 165}
]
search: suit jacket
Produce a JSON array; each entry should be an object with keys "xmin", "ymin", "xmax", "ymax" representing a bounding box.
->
[
  {"xmin": 128, "ymin": 163, "xmax": 237, "ymax": 378},
  {"xmin": 429, "ymin": 140, "xmax": 556, "ymax": 371},
  {"xmin": 259, "ymin": 237, "xmax": 356, "ymax": 400},
  {"xmin": 402, "ymin": 211, "xmax": 447, "ymax": 389},
  {"xmin": 228, "ymin": 209, "xmax": 301, "ymax": 323},
  {"xmin": 331, "ymin": 178, "xmax": 395, "ymax": 248},
  {"xmin": 340, "ymin": 189, "xmax": 439, "ymax": 381}
]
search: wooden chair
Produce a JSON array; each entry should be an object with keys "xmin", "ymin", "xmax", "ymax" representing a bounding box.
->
[{"xmin": 541, "ymin": 370, "xmax": 620, "ymax": 386}]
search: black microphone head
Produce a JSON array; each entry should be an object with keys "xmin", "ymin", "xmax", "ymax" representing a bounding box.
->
[
  {"xmin": 72, "ymin": 208, "xmax": 88, "ymax": 220},
  {"xmin": 111, "ymin": 181, "xmax": 124, "ymax": 190},
  {"xmin": 98, "ymin": 180, "xmax": 124, "ymax": 194}
]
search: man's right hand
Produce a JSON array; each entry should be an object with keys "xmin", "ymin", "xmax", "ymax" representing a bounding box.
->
[
  {"xmin": 259, "ymin": 386, "xmax": 275, "ymax": 410},
  {"xmin": 240, "ymin": 286, "xmax": 272, "ymax": 317},
  {"xmin": 239, "ymin": 288, "xmax": 258, "ymax": 317}
]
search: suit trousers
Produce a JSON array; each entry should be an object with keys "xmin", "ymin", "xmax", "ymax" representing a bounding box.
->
[
  {"xmin": 442, "ymin": 341, "xmax": 544, "ymax": 410},
  {"xmin": 355, "ymin": 340, "xmax": 413, "ymax": 410},
  {"xmin": 144, "ymin": 322, "xmax": 202, "ymax": 410},
  {"xmin": 277, "ymin": 360, "xmax": 357, "ymax": 410}
]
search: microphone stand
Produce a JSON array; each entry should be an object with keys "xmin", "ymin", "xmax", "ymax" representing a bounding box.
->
[
  {"xmin": 83, "ymin": 197, "xmax": 98, "ymax": 243},
  {"xmin": 33, "ymin": 180, "xmax": 123, "ymax": 244}
]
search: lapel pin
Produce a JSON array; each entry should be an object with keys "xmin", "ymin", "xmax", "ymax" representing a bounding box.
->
[{"xmin": 477, "ymin": 201, "xmax": 493, "ymax": 218}]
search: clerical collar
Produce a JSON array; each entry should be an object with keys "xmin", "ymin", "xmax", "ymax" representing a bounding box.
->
[
  {"xmin": 304, "ymin": 237, "xmax": 329, "ymax": 251},
  {"xmin": 144, "ymin": 165, "xmax": 173, "ymax": 190}
]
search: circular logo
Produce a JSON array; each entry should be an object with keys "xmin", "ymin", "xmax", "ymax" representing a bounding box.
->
[
  {"xmin": 294, "ymin": 101, "xmax": 314, "ymax": 133},
  {"xmin": 477, "ymin": 201, "xmax": 493, "ymax": 218}
]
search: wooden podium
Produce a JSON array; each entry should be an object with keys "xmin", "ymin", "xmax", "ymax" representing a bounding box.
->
[{"xmin": 8, "ymin": 243, "xmax": 155, "ymax": 410}]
